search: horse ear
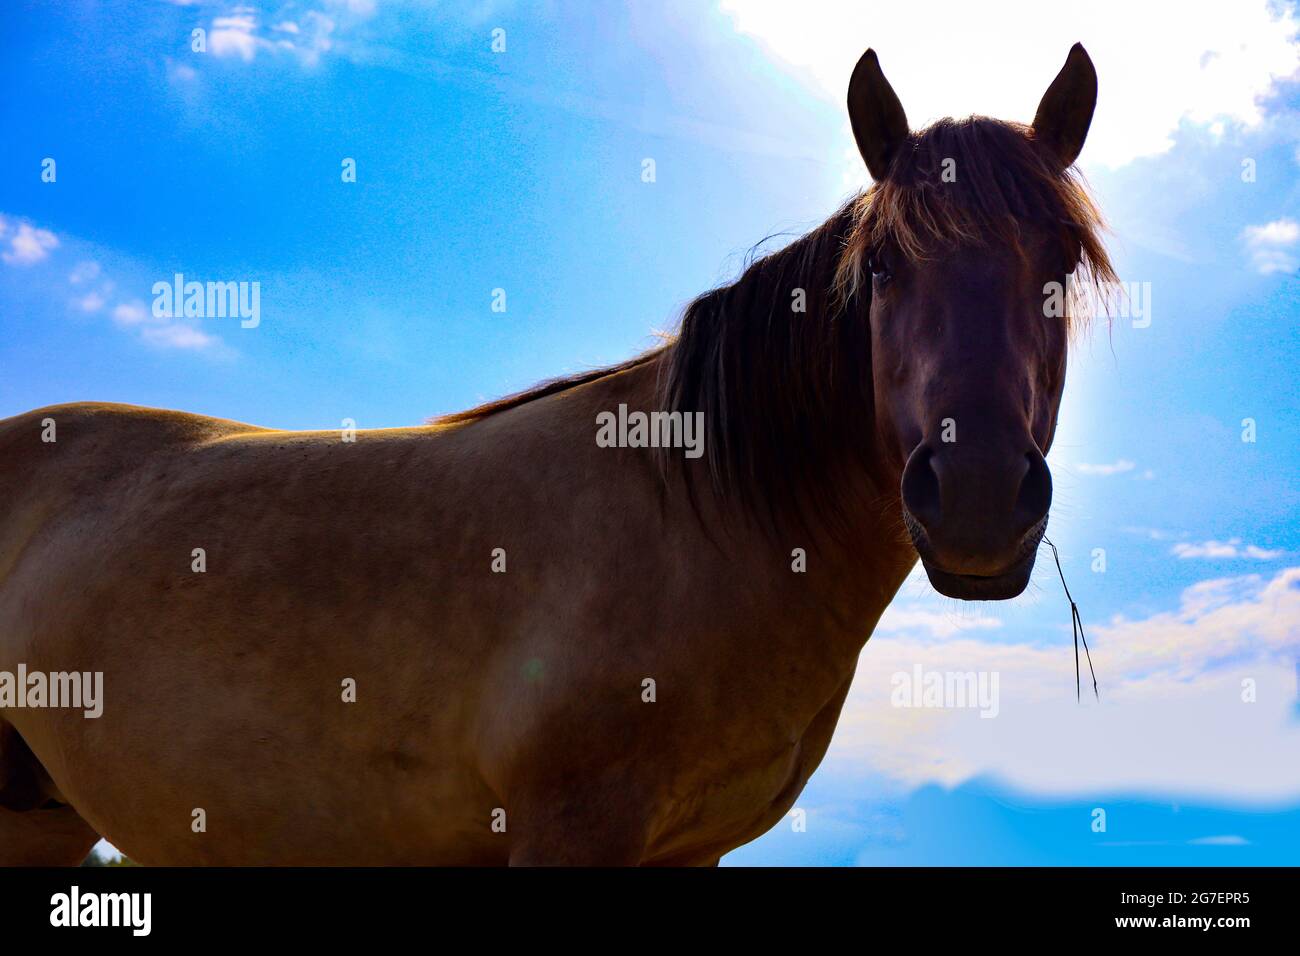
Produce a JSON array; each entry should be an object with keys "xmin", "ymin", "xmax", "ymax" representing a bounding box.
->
[
  {"xmin": 1032, "ymin": 43, "xmax": 1097, "ymax": 168},
  {"xmin": 847, "ymin": 49, "xmax": 909, "ymax": 181}
]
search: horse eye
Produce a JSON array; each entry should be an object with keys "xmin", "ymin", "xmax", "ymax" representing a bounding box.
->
[{"xmin": 868, "ymin": 254, "xmax": 892, "ymax": 284}]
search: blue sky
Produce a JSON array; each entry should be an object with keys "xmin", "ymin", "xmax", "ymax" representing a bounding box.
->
[{"xmin": 2, "ymin": 0, "xmax": 1298, "ymax": 865}]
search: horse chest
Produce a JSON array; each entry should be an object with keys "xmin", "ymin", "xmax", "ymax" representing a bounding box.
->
[{"xmin": 648, "ymin": 685, "xmax": 849, "ymax": 862}]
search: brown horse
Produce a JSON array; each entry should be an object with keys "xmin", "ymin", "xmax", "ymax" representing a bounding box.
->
[{"xmin": 0, "ymin": 45, "xmax": 1113, "ymax": 865}]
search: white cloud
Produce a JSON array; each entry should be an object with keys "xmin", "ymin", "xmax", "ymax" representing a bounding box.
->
[
  {"xmin": 68, "ymin": 262, "xmax": 115, "ymax": 313},
  {"xmin": 141, "ymin": 323, "xmax": 219, "ymax": 350},
  {"xmin": 210, "ymin": 11, "xmax": 262, "ymax": 61},
  {"xmin": 296, "ymin": 12, "xmax": 336, "ymax": 64},
  {"xmin": 1242, "ymin": 217, "xmax": 1300, "ymax": 274},
  {"xmin": 0, "ymin": 213, "xmax": 220, "ymax": 351},
  {"xmin": 112, "ymin": 299, "xmax": 219, "ymax": 351},
  {"xmin": 74, "ymin": 291, "xmax": 107, "ymax": 313},
  {"xmin": 1244, "ymin": 219, "xmax": 1300, "ymax": 245},
  {"xmin": 826, "ymin": 566, "xmax": 1300, "ymax": 802},
  {"xmin": 876, "ymin": 607, "xmax": 1002, "ymax": 640},
  {"xmin": 169, "ymin": 61, "xmax": 199, "ymax": 84},
  {"xmin": 68, "ymin": 260, "xmax": 101, "ymax": 284},
  {"xmin": 112, "ymin": 301, "xmax": 150, "ymax": 326},
  {"xmin": 719, "ymin": 0, "xmax": 1300, "ymax": 170},
  {"xmin": 327, "ymin": 0, "xmax": 376, "ymax": 15},
  {"xmin": 1124, "ymin": 526, "xmax": 1183, "ymax": 542},
  {"xmin": 1172, "ymin": 538, "xmax": 1286, "ymax": 560},
  {"xmin": 1076, "ymin": 459, "xmax": 1136, "ymax": 476},
  {"xmin": 1, "ymin": 220, "xmax": 59, "ymax": 265},
  {"xmin": 206, "ymin": 6, "xmax": 338, "ymax": 66}
]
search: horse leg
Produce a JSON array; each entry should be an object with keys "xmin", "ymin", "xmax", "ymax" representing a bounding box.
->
[
  {"xmin": 0, "ymin": 804, "xmax": 101, "ymax": 866},
  {"xmin": 0, "ymin": 720, "xmax": 101, "ymax": 866}
]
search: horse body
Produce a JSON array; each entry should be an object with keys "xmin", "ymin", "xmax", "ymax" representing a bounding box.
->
[
  {"xmin": 0, "ymin": 43, "xmax": 1111, "ymax": 865},
  {"xmin": 0, "ymin": 360, "xmax": 912, "ymax": 865}
]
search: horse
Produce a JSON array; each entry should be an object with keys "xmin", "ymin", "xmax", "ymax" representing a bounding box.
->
[{"xmin": 0, "ymin": 44, "xmax": 1114, "ymax": 865}]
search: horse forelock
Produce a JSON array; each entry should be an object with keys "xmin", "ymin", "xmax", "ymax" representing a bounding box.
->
[{"xmin": 836, "ymin": 115, "xmax": 1118, "ymax": 333}]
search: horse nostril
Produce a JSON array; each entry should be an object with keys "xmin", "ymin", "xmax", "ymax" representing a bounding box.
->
[
  {"xmin": 900, "ymin": 445, "xmax": 942, "ymax": 532},
  {"xmin": 1013, "ymin": 451, "xmax": 1053, "ymax": 533}
]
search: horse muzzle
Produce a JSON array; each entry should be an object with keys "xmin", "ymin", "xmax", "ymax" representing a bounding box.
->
[{"xmin": 903, "ymin": 509, "xmax": 1047, "ymax": 600}]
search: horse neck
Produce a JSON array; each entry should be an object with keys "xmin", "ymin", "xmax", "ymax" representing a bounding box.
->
[
  {"xmin": 646, "ymin": 215, "xmax": 917, "ymax": 641},
  {"xmin": 622, "ymin": 344, "xmax": 916, "ymax": 655}
]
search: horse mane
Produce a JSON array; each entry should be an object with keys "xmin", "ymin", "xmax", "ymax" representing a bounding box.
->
[
  {"xmin": 658, "ymin": 201, "xmax": 875, "ymax": 541},
  {"xmin": 434, "ymin": 353, "xmax": 663, "ymax": 426},
  {"xmin": 436, "ymin": 116, "xmax": 1114, "ymax": 540}
]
